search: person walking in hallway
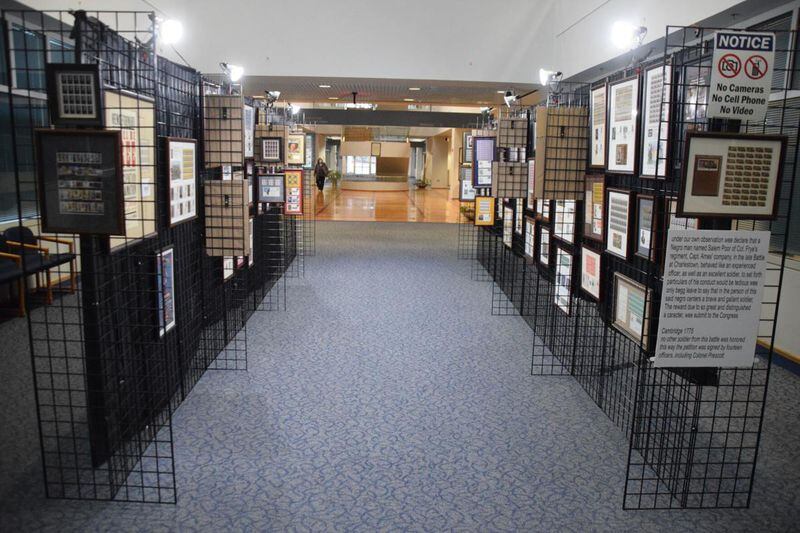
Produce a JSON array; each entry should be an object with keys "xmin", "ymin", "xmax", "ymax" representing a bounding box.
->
[{"xmin": 314, "ymin": 158, "xmax": 329, "ymax": 192}]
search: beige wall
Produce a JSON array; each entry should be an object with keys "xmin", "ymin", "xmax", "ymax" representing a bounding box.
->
[
  {"xmin": 425, "ymin": 133, "xmax": 451, "ymax": 189},
  {"xmin": 341, "ymin": 141, "xmax": 410, "ymax": 158}
]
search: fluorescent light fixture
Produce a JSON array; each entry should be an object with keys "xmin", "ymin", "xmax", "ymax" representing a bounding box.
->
[
  {"xmin": 159, "ymin": 19, "xmax": 183, "ymax": 45},
  {"xmin": 344, "ymin": 102, "xmax": 376, "ymax": 110},
  {"xmin": 611, "ymin": 21, "xmax": 647, "ymax": 50},
  {"xmin": 408, "ymin": 138, "xmax": 426, "ymax": 142},
  {"xmin": 328, "ymin": 96, "xmax": 339, "ymax": 100},
  {"xmin": 404, "ymin": 98, "xmax": 415, "ymax": 102},
  {"xmin": 319, "ymin": 84, "xmax": 331, "ymax": 88},
  {"xmin": 496, "ymin": 90, "xmax": 506, "ymax": 94},
  {"xmin": 409, "ymin": 87, "xmax": 421, "ymax": 91}
]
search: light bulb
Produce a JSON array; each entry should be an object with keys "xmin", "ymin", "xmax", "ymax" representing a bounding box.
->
[
  {"xmin": 539, "ymin": 68, "xmax": 553, "ymax": 86},
  {"xmin": 160, "ymin": 19, "xmax": 183, "ymax": 45},
  {"xmin": 611, "ymin": 21, "xmax": 645, "ymax": 50},
  {"xmin": 228, "ymin": 64, "xmax": 244, "ymax": 82}
]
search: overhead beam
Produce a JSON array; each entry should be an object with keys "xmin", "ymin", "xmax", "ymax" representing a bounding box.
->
[{"xmin": 299, "ymin": 109, "xmax": 481, "ymax": 128}]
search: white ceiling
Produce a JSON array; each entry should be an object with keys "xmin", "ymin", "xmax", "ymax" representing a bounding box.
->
[{"xmin": 24, "ymin": 0, "xmax": 742, "ymax": 84}]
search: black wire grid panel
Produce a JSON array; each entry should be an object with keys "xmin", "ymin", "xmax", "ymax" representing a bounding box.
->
[
  {"xmin": 457, "ymin": 199, "xmax": 478, "ymax": 260},
  {"xmin": 1, "ymin": 9, "xmax": 295, "ymax": 503}
]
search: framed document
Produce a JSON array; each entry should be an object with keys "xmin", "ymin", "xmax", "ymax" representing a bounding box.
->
[
  {"xmin": 371, "ymin": 142, "xmax": 382, "ymax": 157},
  {"xmin": 555, "ymin": 247, "xmax": 573, "ymax": 314},
  {"xmin": 526, "ymin": 159, "xmax": 536, "ymax": 206},
  {"xmin": 613, "ymin": 273, "xmax": 650, "ymax": 349},
  {"xmin": 157, "ymin": 246, "xmax": 176, "ymax": 337},
  {"xmin": 243, "ymin": 104, "xmax": 255, "ymax": 158},
  {"xmin": 460, "ymin": 174, "xmax": 476, "ymax": 202},
  {"xmin": 462, "ymin": 132, "xmax": 473, "ymax": 164},
  {"xmin": 503, "ymin": 207, "xmax": 513, "ymax": 248},
  {"xmin": 472, "ymin": 137, "xmax": 495, "ymax": 187},
  {"xmin": 261, "ymin": 137, "xmax": 282, "ymax": 162},
  {"xmin": 553, "ymin": 200, "xmax": 576, "ymax": 244},
  {"xmin": 666, "ymin": 198, "xmax": 698, "ymax": 231},
  {"xmin": 258, "ymin": 174, "xmax": 285, "ymax": 203},
  {"xmin": 679, "ymin": 132, "xmax": 785, "ymax": 219},
  {"xmin": 635, "ymin": 195, "xmax": 656, "ymax": 260},
  {"xmin": 640, "ymin": 64, "xmax": 671, "ymax": 178},
  {"xmin": 539, "ymin": 225, "xmax": 551, "ymax": 267},
  {"xmin": 223, "ymin": 257, "xmax": 234, "ymax": 280},
  {"xmin": 286, "ymin": 134, "xmax": 305, "ymax": 165},
  {"xmin": 35, "ymin": 129, "xmax": 124, "ymax": 235},
  {"xmin": 584, "ymin": 175, "xmax": 604, "ymax": 242},
  {"xmin": 524, "ymin": 216, "xmax": 536, "ymax": 259},
  {"xmin": 608, "ymin": 77, "xmax": 639, "ymax": 173},
  {"xmin": 514, "ymin": 199, "xmax": 523, "ymax": 235},
  {"xmin": 606, "ymin": 189, "xmax": 631, "ymax": 259},
  {"xmin": 537, "ymin": 198, "xmax": 550, "ymax": 222},
  {"xmin": 165, "ymin": 138, "xmax": 197, "ymax": 226},
  {"xmin": 590, "ymin": 85, "xmax": 607, "ymax": 168},
  {"xmin": 580, "ymin": 247, "xmax": 601, "ymax": 300},
  {"xmin": 284, "ymin": 169, "xmax": 303, "ymax": 214},
  {"xmin": 45, "ymin": 63, "xmax": 103, "ymax": 128},
  {"xmin": 475, "ymin": 196, "xmax": 495, "ymax": 226}
]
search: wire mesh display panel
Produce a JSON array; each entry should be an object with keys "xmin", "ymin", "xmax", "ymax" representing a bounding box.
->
[{"xmin": 457, "ymin": 200, "xmax": 477, "ymax": 260}]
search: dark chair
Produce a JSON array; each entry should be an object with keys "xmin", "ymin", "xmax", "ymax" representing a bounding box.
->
[
  {"xmin": 0, "ymin": 235, "xmax": 25, "ymax": 316},
  {"xmin": 4, "ymin": 226, "xmax": 76, "ymax": 304}
]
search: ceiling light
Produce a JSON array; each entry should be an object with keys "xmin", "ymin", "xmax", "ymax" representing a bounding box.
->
[
  {"xmin": 328, "ymin": 96, "xmax": 339, "ymax": 100},
  {"xmin": 611, "ymin": 21, "xmax": 647, "ymax": 50},
  {"xmin": 220, "ymin": 62, "xmax": 244, "ymax": 82},
  {"xmin": 538, "ymin": 68, "xmax": 561, "ymax": 86},
  {"xmin": 496, "ymin": 90, "xmax": 506, "ymax": 94},
  {"xmin": 319, "ymin": 84, "xmax": 331, "ymax": 88},
  {"xmin": 503, "ymin": 90, "xmax": 517, "ymax": 107},
  {"xmin": 409, "ymin": 87, "xmax": 421, "ymax": 91},
  {"xmin": 289, "ymin": 103, "xmax": 300, "ymax": 114},
  {"xmin": 404, "ymin": 98, "xmax": 415, "ymax": 102},
  {"xmin": 159, "ymin": 19, "xmax": 183, "ymax": 45}
]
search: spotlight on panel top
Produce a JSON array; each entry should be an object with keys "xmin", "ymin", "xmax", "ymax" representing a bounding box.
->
[
  {"xmin": 611, "ymin": 21, "xmax": 647, "ymax": 50},
  {"xmin": 220, "ymin": 62, "xmax": 244, "ymax": 82},
  {"xmin": 159, "ymin": 19, "xmax": 183, "ymax": 45},
  {"xmin": 503, "ymin": 90, "xmax": 518, "ymax": 107},
  {"xmin": 538, "ymin": 68, "xmax": 562, "ymax": 87}
]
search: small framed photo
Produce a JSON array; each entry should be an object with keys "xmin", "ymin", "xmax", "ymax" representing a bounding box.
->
[
  {"xmin": 613, "ymin": 273, "xmax": 650, "ymax": 349},
  {"xmin": 45, "ymin": 63, "xmax": 103, "ymax": 127},
  {"xmin": 555, "ymin": 246, "xmax": 573, "ymax": 314},
  {"xmin": 590, "ymin": 84, "xmax": 607, "ymax": 168},
  {"xmin": 635, "ymin": 195, "xmax": 657, "ymax": 261},
  {"xmin": 584, "ymin": 175, "xmax": 604, "ymax": 242},
  {"xmin": 606, "ymin": 188, "xmax": 631, "ymax": 259},
  {"xmin": 164, "ymin": 137, "xmax": 198, "ymax": 227},
  {"xmin": 607, "ymin": 76, "xmax": 639, "ymax": 174},
  {"xmin": 261, "ymin": 137, "xmax": 283, "ymax": 162},
  {"xmin": 580, "ymin": 246, "xmax": 601, "ymax": 300},
  {"xmin": 539, "ymin": 225, "xmax": 551, "ymax": 267}
]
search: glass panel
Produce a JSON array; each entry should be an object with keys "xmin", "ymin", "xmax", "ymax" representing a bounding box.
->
[
  {"xmin": 48, "ymin": 37, "xmax": 75, "ymax": 64},
  {"xmin": 12, "ymin": 25, "xmax": 46, "ymax": 90}
]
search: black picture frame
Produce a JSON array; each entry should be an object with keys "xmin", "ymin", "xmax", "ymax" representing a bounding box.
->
[
  {"xmin": 261, "ymin": 137, "xmax": 283, "ymax": 163},
  {"xmin": 584, "ymin": 175, "xmax": 605, "ymax": 242},
  {"xmin": 607, "ymin": 75, "xmax": 640, "ymax": 175},
  {"xmin": 635, "ymin": 194, "xmax": 657, "ymax": 261},
  {"xmin": 605, "ymin": 188, "xmax": 632, "ymax": 259},
  {"xmin": 163, "ymin": 137, "xmax": 198, "ymax": 227},
  {"xmin": 472, "ymin": 136, "xmax": 496, "ymax": 188},
  {"xmin": 45, "ymin": 63, "xmax": 104, "ymax": 128},
  {"xmin": 258, "ymin": 174, "xmax": 285, "ymax": 203},
  {"xmin": 589, "ymin": 83, "xmax": 608, "ymax": 169},
  {"xmin": 639, "ymin": 63, "xmax": 672, "ymax": 179},
  {"xmin": 35, "ymin": 129, "xmax": 124, "ymax": 235}
]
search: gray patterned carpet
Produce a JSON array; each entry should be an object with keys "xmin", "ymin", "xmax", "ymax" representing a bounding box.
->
[{"xmin": 0, "ymin": 221, "xmax": 798, "ymax": 531}]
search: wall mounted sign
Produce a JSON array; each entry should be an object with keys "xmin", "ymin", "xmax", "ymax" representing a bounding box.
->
[
  {"xmin": 258, "ymin": 174, "xmax": 285, "ymax": 203},
  {"xmin": 472, "ymin": 137, "xmax": 496, "ymax": 187},
  {"xmin": 641, "ymin": 64, "xmax": 671, "ymax": 178},
  {"xmin": 555, "ymin": 247, "xmax": 573, "ymax": 314},
  {"xmin": 635, "ymin": 195, "xmax": 656, "ymax": 261},
  {"xmin": 708, "ymin": 31, "xmax": 775, "ymax": 122},
  {"xmin": 45, "ymin": 63, "xmax": 103, "ymax": 127},
  {"xmin": 580, "ymin": 246, "xmax": 601, "ymax": 300},
  {"xmin": 284, "ymin": 169, "xmax": 303, "ymax": 215},
  {"xmin": 608, "ymin": 77, "xmax": 638, "ymax": 173},
  {"xmin": 261, "ymin": 137, "xmax": 282, "ymax": 162},
  {"xmin": 654, "ymin": 229, "xmax": 770, "ymax": 368},
  {"xmin": 590, "ymin": 85, "xmax": 607, "ymax": 168},
  {"xmin": 286, "ymin": 133, "xmax": 305, "ymax": 165},
  {"xmin": 503, "ymin": 207, "xmax": 513, "ymax": 248},
  {"xmin": 36, "ymin": 129, "xmax": 125, "ymax": 235},
  {"xmin": 475, "ymin": 196, "xmax": 495, "ymax": 226},
  {"xmin": 157, "ymin": 246, "xmax": 176, "ymax": 337},
  {"xmin": 165, "ymin": 137, "xmax": 197, "ymax": 226},
  {"xmin": 584, "ymin": 175, "xmax": 604, "ymax": 242},
  {"xmin": 606, "ymin": 189, "xmax": 631, "ymax": 259},
  {"xmin": 679, "ymin": 132, "xmax": 785, "ymax": 219}
]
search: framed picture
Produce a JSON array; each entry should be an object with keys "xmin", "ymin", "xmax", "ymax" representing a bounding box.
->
[
  {"xmin": 45, "ymin": 63, "xmax": 103, "ymax": 127},
  {"xmin": 580, "ymin": 246, "xmax": 601, "ymax": 300},
  {"xmin": 248, "ymin": 217, "xmax": 254, "ymax": 267},
  {"xmin": 157, "ymin": 246, "xmax": 176, "ymax": 337},
  {"xmin": 590, "ymin": 84, "xmax": 607, "ymax": 168},
  {"xmin": 537, "ymin": 198, "xmax": 550, "ymax": 222},
  {"xmin": 635, "ymin": 195, "xmax": 656, "ymax": 260},
  {"xmin": 607, "ymin": 76, "xmax": 639, "ymax": 173},
  {"xmin": 258, "ymin": 174, "xmax": 285, "ymax": 203},
  {"xmin": 514, "ymin": 198, "xmax": 523, "ymax": 235},
  {"xmin": 284, "ymin": 169, "xmax": 303, "ymax": 215},
  {"xmin": 555, "ymin": 247, "xmax": 573, "ymax": 314},
  {"xmin": 223, "ymin": 257, "xmax": 234, "ymax": 280},
  {"xmin": 553, "ymin": 200, "xmax": 576, "ymax": 244},
  {"xmin": 462, "ymin": 132, "xmax": 473, "ymax": 164},
  {"xmin": 460, "ymin": 174, "xmax": 476, "ymax": 201},
  {"xmin": 243, "ymin": 104, "xmax": 255, "ymax": 158},
  {"xmin": 503, "ymin": 207, "xmax": 513, "ymax": 248},
  {"xmin": 583, "ymin": 175, "xmax": 604, "ymax": 242},
  {"xmin": 606, "ymin": 188, "xmax": 631, "ymax": 259},
  {"xmin": 164, "ymin": 137, "xmax": 197, "ymax": 227},
  {"xmin": 472, "ymin": 136, "xmax": 495, "ymax": 187},
  {"xmin": 539, "ymin": 225, "xmax": 550, "ymax": 267},
  {"xmin": 678, "ymin": 132, "xmax": 785, "ymax": 220},
  {"xmin": 475, "ymin": 196, "xmax": 495, "ymax": 226},
  {"xmin": 666, "ymin": 198, "xmax": 698, "ymax": 231},
  {"xmin": 261, "ymin": 137, "xmax": 282, "ymax": 162},
  {"xmin": 371, "ymin": 142, "xmax": 382, "ymax": 157},
  {"xmin": 285, "ymin": 133, "xmax": 305, "ymax": 165},
  {"xmin": 497, "ymin": 199, "xmax": 504, "ymax": 220},
  {"xmin": 640, "ymin": 64, "xmax": 671, "ymax": 178},
  {"xmin": 35, "ymin": 129, "xmax": 124, "ymax": 235},
  {"xmin": 524, "ymin": 216, "xmax": 536, "ymax": 260},
  {"xmin": 682, "ymin": 65, "xmax": 710, "ymax": 122},
  {"xmin": 526, "ymin": 159, "xmax": 536, "ymax": 206},
  {"xmin": 613, "ymin": 273, "xmax": 650, "ymax": 349}
]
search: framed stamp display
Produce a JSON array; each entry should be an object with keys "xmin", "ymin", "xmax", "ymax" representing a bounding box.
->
[
  {"xmin": 371, "ymin": 142, "xmax": 382, "ymax": 157},
  {"xmin": 462, "ymin": 132, "xmax": 473, "ymax": 164},
  {"xmin": 165, "ymin": 137, "xmax": 197, "ymax": 226},
  {"xmin": 503, "ymin": 207, "xmax": 513, "ymax": 248},
  {"xmin": 258, "ymin": 174, "xmax": 285, "ymax": 203},
  {"xmin": 35, "ymin": 129, "xmax": 124, "ymax": 235},
  {"xmin": 555, "ymin": 246, "xmax": 573, "ymax": 314},
  {"xmin": 640, "ymin": 64, "xmax": 671, "ymax": 178},
  {"xmin": 472, "ymin": 136, "xmax": 495, "ymax": 187},
  {"xmin": 606, "ymin": 188, "xmax": 631, "ymax": 259},
  {"xmin": 607, "ymin": 77, "xmax": 639, "ymax": 173},
  {"xmin": 679, "ymin": 132, "xmax": 785, "ymax": 219},
  {"xmin": 539, "ymin": 225, "xmax": 551, "ymax": 267},
  {"xmin": 475, "ymin": 196, "xmax": 495, "ymax": 226},
  {"xmin": 524, "ymin": 216, "xmax": 535, "ymax": 260},
  {"xmin": 157, "ymin": 246, "xmax": 176, "ymax": 337},
  {"xmin": 590, "ymin": 84, "xmax": 607, "ymax": 168},
  {"xmin": 635, "ymin": 195, "xmax": 656, "ymax": 260},
  {"xmin": 243, "ymin": 104, "xmax": 255, "ymax": 158},
  {"xmin": 526, "ymin": 159, "xmax": 536, "ymax": 206},
  {"xmin": 284, "ymin": 169, "xmax": 303, "ymax": 215},
  {"xmin": 580, "ymin": 246, "xmax": 601, "ymax": 300},
  {"xmin": 261, "ymin": 137, "xmax": 282, "ymax": 162},
  {"xmin": 45, "ymin": 63, "xmax": 103, "ymax": 128},
  {"xmin": 285, "ymin": 134, "xmax": 305, "ymax": 165},
  {"xmin": 460, "ymin": 173, "xmax": 476, "ymax": 202},
  {"xmin": 514, "ymin": 198, "xmax": 523, "ymax": 235},
  {"xmin": 584, "ymin": 175, "xmax": 604, "ymax": 242},
  {"xmin": 553, "ymin": 200, "xmax": 576, "ymax": 244},
  {"xmin": 613, "ymin": 273, "xmax": 650, "ymax": 349},
  {"xmin": 537, "ymin": 198, "xmax": 550, "ymax": 222}
]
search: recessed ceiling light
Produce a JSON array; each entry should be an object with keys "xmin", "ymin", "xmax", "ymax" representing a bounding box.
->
[
  {"xmin": 404, "ymin": 98, "xmax": 415, "ymax": 102},
  {"xmin": 328, "ymin": 96, "xmax": 339, "ymax": 100},
  {"xmin": 319, "ymin": 84, "xmax": 331, "ymax": 88},
  {"xmin": 496, "ymin": 90, "xmax": 505, "ymax": 94},
  {"xmin": 409, "ymin": 87, "xmax": 421, "ymax": 91}
]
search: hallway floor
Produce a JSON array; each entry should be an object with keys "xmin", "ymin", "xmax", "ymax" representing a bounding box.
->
[
  {"xmin": 315, "ymin": 187, "xmax": 461, "ymax": 223},
  {"xmin": 1, "ymin": 222, "xmax": 798, "ymax": 530}
]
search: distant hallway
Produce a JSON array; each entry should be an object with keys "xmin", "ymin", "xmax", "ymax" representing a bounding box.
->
[{"xmin": 315, "ymin": 187, "xmax": 461, "ymax": 223}]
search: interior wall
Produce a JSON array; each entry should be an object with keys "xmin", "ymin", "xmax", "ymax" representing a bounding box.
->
[
  {"xmin": 340, "ymin": 141, "xmax": 410, "ymax": 157},
  {"xmin": 425, "ymin": 133, "xmax": 451, "ymax": 189}
]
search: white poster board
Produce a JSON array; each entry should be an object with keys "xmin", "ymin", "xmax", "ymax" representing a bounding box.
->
[{"xmin": 654, "ymin": 230, "xmax": 770, "ymax": 368}]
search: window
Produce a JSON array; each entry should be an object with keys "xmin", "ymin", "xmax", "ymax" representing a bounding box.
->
[
  {"xmin": 48, "ymin": 37, "xmax": 75, "ymax": 63},
  {"xmin": 343, "ymin": 155, "xmax": 376, "ymax": 175},
  {"xmin": 11, "ymin": 24, "xmax": 46, "ymax": 91},
  {"xmin": 747, "ymin": 12, "xmax": 792, "ymax": 91}
]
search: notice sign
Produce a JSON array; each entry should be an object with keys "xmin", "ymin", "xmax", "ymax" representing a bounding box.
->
[
  {"xmin": 708, "ymin": 31, "xmax": 775, "ymax": 122},
  {"xmin": 654, "ymin": 230, "xmax": 770, "ymax": 368}
]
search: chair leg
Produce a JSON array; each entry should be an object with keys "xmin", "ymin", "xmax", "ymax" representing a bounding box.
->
[
  {"xmin": 45, "ymin": 269, "xmax": 53, "ymax": 304},
  {"xmin": 17, "ymin": 279, "xmax": 25, "ymax": 317},
  {"xmin": 69, "ymin": 260, "xmax": 77, "ymax": 293}
]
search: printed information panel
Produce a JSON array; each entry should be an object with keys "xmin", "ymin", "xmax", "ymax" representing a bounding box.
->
[{"xmin": 654, "ymin": 229, "xmax": 770, "ymax": 368}]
